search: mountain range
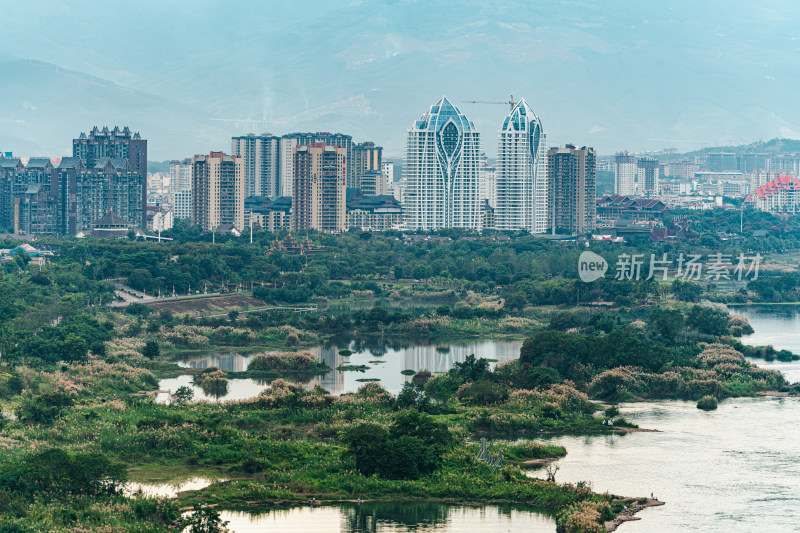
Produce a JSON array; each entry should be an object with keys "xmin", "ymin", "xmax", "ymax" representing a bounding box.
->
[{"xmin": 2, "ymin": 1, "xmax": 800, "ymax": 160}]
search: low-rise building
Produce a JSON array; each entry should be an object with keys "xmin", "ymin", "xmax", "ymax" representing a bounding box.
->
[
  {"xmin": 146, "ymin": 205, "xmax": 174, "ymax": 232},
  {"xmin": 245, "ymin": 195, "xmax": 291, "ymax": 232},
  {"xmin": 596, "ymin": 195, "xmax": 669, "ymax": 225},
  {"xmin": 346, "ymin": 188, "xmax": 402, "ymax": 231}
]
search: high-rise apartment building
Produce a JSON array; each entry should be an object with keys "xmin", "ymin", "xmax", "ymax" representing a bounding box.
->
[
  {"xmin": 2, "ymin": 156, "xmax": 143, "ymax": 235},
  {"xmin": 404, "ymin": 97, "xmax": 482, "ymax": 230},
  {"xmin": 292, "ymin": 144, "xmax": 347, "ymax": 233},
  {"xmin": 0, "ymin": 158, "xmax": 55, "ymax": 234},
  {"xmin": 352, "ymin": 142, "xmax": 384, "ymax": 195},
  {"xmin": 547, "ymin": 144, "xmax": 596, "ymax": 234},
  {"xmin": 280, "ymin": 132, "xmax": 353, "ymax": 195},
  {"xmin": 615, "ymin": 152, "xmax": 637, "ymax": 195},
  {"xmin": 382, "ymin": 161, "xmax": 394, "ymax": 184},
  {"xmin": 495, "ymin": 99, "xmax": 548, "ymax": 233},
  {"xmin": 73, "ymin": 126, "xmax": 147, "ymax": 226},
  {"xmin": 231, "ymin": 133, "xmax": 281, "ymax": 197},
  {"xmin": 663, "ymin": 160, "xmax": 697, "ymax": 180},
  {"xmin": 191, "ymin": 152, "xmax": 244, "ymax": 232},
  {"xmin": 706, "ymin": 153, "xmax": 738, "ymax": 172},
  {"xmin": 637, "ymin": 156, "xmax": 659, "ymax": 197},
  {"xmin": 169, "ymin": 159, "xmax": 192, "ymax": 220},
  {"xmin": 483, "ymin": 167, "xmax": 497, "ymax": 208},
  {"xmin": 76, "ymin": 158, "xmax": 144, "ymax": 232},
  {"xmin": 737, "ymin": 153, "xmax": 768, "ymax": 173}
]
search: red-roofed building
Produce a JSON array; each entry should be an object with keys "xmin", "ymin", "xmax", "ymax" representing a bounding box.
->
[{"xmin": 751, "ymin": 175, "xmax": 800, "ymax": 213}]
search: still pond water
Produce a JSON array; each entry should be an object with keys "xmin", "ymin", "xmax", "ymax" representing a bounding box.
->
[
  {"xmin": 158, "ymin": 339, "xmax": 521, "ymax": 402},
  {"xmin": 148, "ymin": 306, "xmax": 800, "ymax": 532},
  {"xmin": 213, "ymin": 503, "xmax": 555, "ymax": 532}
]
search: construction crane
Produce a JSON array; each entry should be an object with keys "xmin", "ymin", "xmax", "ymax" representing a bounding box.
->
[
  {"xmin": 210, "ymin": 118, "xmax": 273, "ymax": 131},
  {"xmin": 463, "ymin": 95, "xmax": 518, "ymax": 112}
]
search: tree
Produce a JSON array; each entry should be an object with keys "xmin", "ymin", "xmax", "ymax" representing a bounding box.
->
[
  {"xmin": 142, "ymin": 341, "xmax": 160, "ymax": 360},
  {"xmin": 649, "ymin": 308, "xmax": 685, "ymax": 342},
  {"xmin": 0, "ymin": 448, "xmax": 126, "ymax": 498},
  {"xmin": 174, "ymin": 386, "xmax": 194, "ymax": 404},
  {"xmin": 687, "ymin": 306, "xmax": 730, "ymax": 336},
  {"xmin": 672, "ymin": 279, "xmax": 703, "ymax": 302},
  {"xmin": 452, "ymin": 354, "xmax": 489, "ymax": 383},
  {"xmin": 13, "ymin": 250, "xmax": 31, "ymax": 268},
  {"xmin": 396, "ymin": 382, "xmax": 430, "ymax": 411},
  {"xmin": 16, "ymin": 392, "xmax": 73, "ymax": 425},
  {"xmin": 504, "ymin": 293, "xmax": 527, "ymax": 312},
  {"xmin": 184, "ymin": 505, "xmax": 230, "ymax": 533},
  {"xmin": 342, "ymin": 411, "xmax": 453, "ymax": 480}
]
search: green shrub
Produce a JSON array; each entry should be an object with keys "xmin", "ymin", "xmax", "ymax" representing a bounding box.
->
[
  {"xmin": 697, "ymin": 395, "xmax": 718, "ymax": 410},
  {"xmin": 342, "ymin": 410, "xmax": 453, "ymax": 480},
  {"xmin": 0, "ymin": 449, "xmax": 126, "ymax": 498},
  {"xmin": 142, "ymin": 340, "xmax": 160, "ymax": 359},
  {"xmin": 456, "ymin": 380, "xmax": 508, "ymax": 406},
  {"xmin": 16, "ymin": 392, "xmax": 74, "ymax": 425},
  {"xmin": 248, "ymin": 351, "xmax": 319, "ymax": 372}
]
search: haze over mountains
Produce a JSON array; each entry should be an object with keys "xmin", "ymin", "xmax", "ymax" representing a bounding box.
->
[{"xmin": 2, "ymin": 1, "xmax": 800, "ymax": 160}]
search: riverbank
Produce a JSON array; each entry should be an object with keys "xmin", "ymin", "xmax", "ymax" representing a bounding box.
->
[{"xmin": 606, "ymin": 499, "xmax": 666, "ymax": 532}]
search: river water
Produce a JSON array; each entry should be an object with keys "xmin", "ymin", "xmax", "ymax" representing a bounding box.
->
[
  {"xmin": 735, "ymin": 305, "xmax": 800, "ymax": 383},
  {"xmin": 153, "ymin": 306, "xmax": 800, "ymax": 532}
]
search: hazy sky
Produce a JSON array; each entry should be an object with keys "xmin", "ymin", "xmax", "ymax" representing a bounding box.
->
[{"xmin": 2, "ymin": 0, "xmax": 800, "ymax": 160}]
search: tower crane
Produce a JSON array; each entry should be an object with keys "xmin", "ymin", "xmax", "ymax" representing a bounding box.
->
[{"xmin": 463, "ymin": 95, "xmax": 518, "ymax": 112}]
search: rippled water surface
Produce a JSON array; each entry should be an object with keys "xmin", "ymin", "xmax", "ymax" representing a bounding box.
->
[{"xmin": 532, "ymin": 398, "xmax": 800, "ymax": 532}]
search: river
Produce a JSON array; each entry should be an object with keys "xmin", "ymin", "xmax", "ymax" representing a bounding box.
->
[
  {"xmin": 735, "ymin": 304, "xmax": 800, "ymax": 383},
  {"xmin": 150, "ymin": 306, "xmax": 800, "ymax": 532}
]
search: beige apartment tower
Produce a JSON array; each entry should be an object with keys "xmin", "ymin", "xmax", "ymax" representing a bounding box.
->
[
  {"xmin": 352, "ymin": 142, "xmax": 385, "ymax": 195},
  {"xmin": 292, "ymin": 143, "xmax": 347, "ymax": 233},
  {"xmin": 191, "ymin": 152, "xmax": 245, "ymax": 232}
]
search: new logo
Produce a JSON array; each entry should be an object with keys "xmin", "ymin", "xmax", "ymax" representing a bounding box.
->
[{"xmin": 578, "ymin": 251, "xmax": 608, "ymax": 282}]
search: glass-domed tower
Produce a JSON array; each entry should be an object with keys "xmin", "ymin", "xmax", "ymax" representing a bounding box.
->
[
  {"xmin": 403, "ymin": 97, "xmax": 482, "ymax": 230},
  {"xmin": 495, "ymin": 99, "xmax": 548, "ymax": 233}
]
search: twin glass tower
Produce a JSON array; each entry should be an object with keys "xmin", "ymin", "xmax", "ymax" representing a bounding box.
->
[{"xmin": 404, "ymin": 96, "xmax": 547, "ymax": 233}]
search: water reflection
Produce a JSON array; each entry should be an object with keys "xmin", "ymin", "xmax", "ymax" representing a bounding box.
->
[
  {"xmin": 178, "ymin": 352, "xmax": 251, "ymax": 371},
  {"xmin": 313, "ymin": 340, "xmax": 521, "ymax": 395},
  {"xmin": 735, "ymin": 305, "xmax": 800, "ymax": 383},
  {"xmin": 736, "ymin": 305, "xmax": 800, "ymax": 354},
  {"xmin": 126, "ymin": 466, "xmax": 225, "ymax": 498},
  {"xmin": 156, "ymin": 375, "xmax": 269, "ymax": 403},
  {"xmin": 173, "ymin": 340, "xmax": 522, "ymax": 399},
  {"xmin": 217, "ymin": 503, "xmax": 554, "ymax": 533}
]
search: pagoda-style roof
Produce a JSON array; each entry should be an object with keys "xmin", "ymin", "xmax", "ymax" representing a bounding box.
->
[{"xmin": 93, "ymin": 212, "xmax": 133, "ymax": 229}]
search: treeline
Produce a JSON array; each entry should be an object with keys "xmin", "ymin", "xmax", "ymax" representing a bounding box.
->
[
  {"xmin": 0, "ymin": 263, "xmax": 114, "ymax": 366},
  {"xmin": 513, "ymin": 305, "xmax": 786, "ymax": 401},
  {"xmin": 25, "ymin": 231, "xmax": 739, "ymax": 308}
]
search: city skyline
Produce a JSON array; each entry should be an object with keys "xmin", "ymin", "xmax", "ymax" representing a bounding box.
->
[{"xmin": 3, "ymin": 2, "xmax": 800, "ymax": 160}]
